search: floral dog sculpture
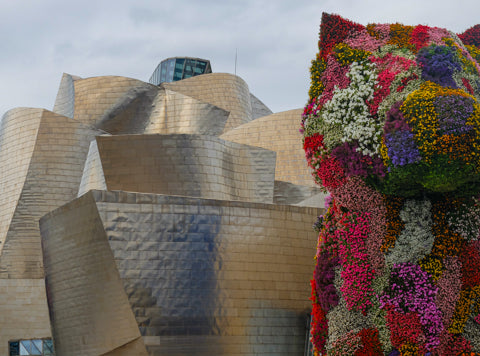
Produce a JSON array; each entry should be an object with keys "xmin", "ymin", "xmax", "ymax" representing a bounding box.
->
[{"xmin": 302, "ymin": 13, "xmax": 480, "ymax": 355}]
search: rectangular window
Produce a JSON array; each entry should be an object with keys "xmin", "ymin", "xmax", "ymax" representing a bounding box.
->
[{"xmin": 9, "ymin": 339, "xmax": 54, "ymax": 356}]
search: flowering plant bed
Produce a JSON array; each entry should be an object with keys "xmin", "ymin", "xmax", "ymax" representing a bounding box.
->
[{"xmin": 303, "ymin": 13, "xmax": 480, "ymax": 355}]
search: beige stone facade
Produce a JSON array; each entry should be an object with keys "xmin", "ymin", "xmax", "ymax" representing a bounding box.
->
[{"xmin": 0, "ymin": 69, "xmax": 323, "ymax": 355}]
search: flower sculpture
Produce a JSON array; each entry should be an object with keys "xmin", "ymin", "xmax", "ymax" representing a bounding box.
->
[{"xmin": 303, "ymin": 13, "xmax": 480, "ymax": 355}]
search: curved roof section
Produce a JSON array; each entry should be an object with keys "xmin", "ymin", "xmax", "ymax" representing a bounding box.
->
[
  {"xmin": 52, "ymin": 73, "xmax": 263, "ymax": 136},
  {"xmin": 220, "ymin": 109, "xmax": 316, "ymax": 187},
  {"xmin": 162, "ymin": 73, "xmax": 254, "ymax": 133}
]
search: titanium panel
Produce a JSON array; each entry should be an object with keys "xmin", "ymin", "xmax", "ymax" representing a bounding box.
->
[
  {"xmin": 72, "ymin": 76, "xmax": 159, "ymax": 130},
  {"xmin": 0, "ymin": 109, "xmax": 102, "ymax": 353},
  {"xmin": 52, "ymin": 73, "xmax": 80, "ymax": 118},
  {"xmin": 93, "ymin": 134, "xmax": 276, "ymax": 203},
  {"xmin": 274, "ymin": 180, "xmax": 324, "ymax": 207},
  {"xmin": 0, "ymin": 110, "xmax": 101, "ymax": 278},
  {"xmin": 0, "ymin": 108, "xmax": 42, "ymax": 255},
  {"xmin": 40, "ymin": 190, "xmax": 323, "ymax": 356},
  {"xmin": 40, "ymin": 192, "xmax": 147, "ymax": 356},
  {"xmin": 78, "ymin": 138, "xmax": 108, "ymax": 196},
  {"xmin": 250, "ymin": 93, "xmax": 273, "ymax": 120},
  {"xmin": 147, "ymin": 89, "xmax": 231, "ymax": 136},
  {"xmin": 220, "ymin": 109, "xmax": 318, "ymax": 188},
  {"xmin": 163, "ymin": 73, "xmax": 254, "ymax": 133}
]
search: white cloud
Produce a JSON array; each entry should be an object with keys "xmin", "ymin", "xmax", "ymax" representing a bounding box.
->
[{"xmin": 0, "ymin": 0, "xmax": 479, "ymax": 116}]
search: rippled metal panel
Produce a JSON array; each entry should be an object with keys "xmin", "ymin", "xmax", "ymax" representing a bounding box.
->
[
  {"xmin": 72, "ymin": 76, "xmax": 159, "ymax": 130},
  {"xmin": 0, "ymin": 109, "xmax": 102, "ymax": 352},
  {"xmin": 0, "ymin": 110, "xmax": 101, "ymax": 278},
  {"xmin": 40, "ymin": 190, "xmax": 323, "ymax": 356},
  {"xmin": 0, "ymin": 279, "xmax": 51, "ymax": 352},
  {"xmin": 274, "ymin": 180, "xmax": 324, "ymax": 207},
  {"xmin": 69, "ymin": 75, "xmax": 237, "ymax": 137},
  {"xmin": 52, "ymin": 73, "xmax": 80, "ymax": 118},
  {"xmin": 220, "ymin": 109, "xmax": 318, "ymax": 188},
  {"xmin": 0, "ymin": 108, "xmax": 42, "ymax": 255},
  {"xmin": 78, "ymin": 138, "xmax": 108, "ymax": 196},
  {"xmin": 163, "ymin": 73, "xmax": 254, "ymax": 133},
  {"xmin": 92, "ymin": 134, "xmax": 276, "ymax": 203},
  {"xmin": 40, "ymin": 192, "xmax": 147, "ymax": 356},
  {"xmin": 250, "ymin": 93, "xmax": 273, "ymax": 120},
  {"xmin": 145, "ymin": 89, "xmax": 231, "ymax": 136}
]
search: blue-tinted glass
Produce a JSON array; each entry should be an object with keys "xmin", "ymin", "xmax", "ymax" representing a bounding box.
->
[
  {"xmin": 31, "ymin": 340, "xmax": 42, "ymax": 355},
  {"xmin": 160, "ymin": 66, "xmax": 167, "ymax": 83},
  {"xmin": 20, "ymin": 340, "xmax": 41, "ymax": 355},
  {"xmin": 173, "ymin": 72, "xmax": 183, "ymax": 81},
  {"xmin": 175, "ymin": 58, "xmax": 185, "ymax": 69},
  {"xmin": 194, "ymin": 61, "xmax": 207, "ymax": 74},
  {"xmin": 9, "ymin": 341, "xmax": 19, "ymax": 356},
  {"xmin": 43, "ymin": 340, "xmax": 54, "ymax": 355},
  {"xmin": 19, "ymin": 341, "xmax": 29, "ymax": 355}
]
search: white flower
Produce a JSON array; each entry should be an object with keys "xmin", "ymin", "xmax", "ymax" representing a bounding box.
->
[{"xmin": 322, "ymin": 61, "xmax": 381, "ymax": 156}]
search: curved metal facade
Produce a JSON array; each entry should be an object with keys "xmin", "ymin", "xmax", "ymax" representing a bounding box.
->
[
  {"xmin": 0, "ymin": 108, "xmax": 102, "ymax": 353},
  {"xmin": 41, "ymin": 190, "xmax": 321, "ymax": 356},
  {"xmin": 0, "ymin": 67, "xmax": 323, "ymax": 355}
]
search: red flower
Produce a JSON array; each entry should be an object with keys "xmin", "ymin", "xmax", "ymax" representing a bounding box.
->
[
  {"xmin": 354, "ymin": 328, "xmax": 384, "ymax": 355},
  {"xmin": 410, "ymin": 25, "xmax": 430, "ymax": 52},
  {"xmin": 458, "ymin": 24, "xmax": 480, "ymax": 48},
  {"xmin": 310, "ymin": 279, "xmax": 328, "ymax": 354},
  {"xmin": 319, "ymin": 13, "xmax": 364, "ymax": 60},
  {"xmin": 462, "ymin": 77, "xmax": 475, "ymax": 94},
  {"xmin": 459, "ymin": 241, "xmax": 480, "ymax": 289},
  {"xmin": 304, "ymin": 133, "xmax": 325, "ymax": 157},
  {"xmin": 317, "ymin": 156, "xmax": 346, "ymax": 189}
]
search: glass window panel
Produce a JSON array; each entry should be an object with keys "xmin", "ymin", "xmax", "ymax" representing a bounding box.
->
[
  {"xmin": 173, "ymin": 72, "xmax": 183, "ymax": 81},
  {"xmin": 9, "ymin": 341, "xmax": 19, "ymax": 356},
  {"xmin": 175, "ymin": 58, "xmax": 185, "ymax": 69},
  {"xmin": 19, "ymin": 341, "xmax": 29, "ymax": 355},
  {"xmin": 194, "ymin": 61, "xmax": 207, "ymax": 74},
  {"xmin": 43, "ymin": 340, "xmax": 54, "ymax": 355},
  {"xmin": 31, "ymin": 340, "xmax": 42, "ymax": 355}
]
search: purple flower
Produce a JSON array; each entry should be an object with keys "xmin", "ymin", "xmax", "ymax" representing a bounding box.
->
[
  {"xmin": 384, "ymin": 101, "xmax": 410, "ymax": 134},
  {"xmin": 385, "ymin": 130, "xmax": 422, "ymax": 167},
  {"xmin": 380, "ymin": 263, "xmax": 443, "ymax": 350},
  {"xmin": 435, "ymin": 95, "xmax": 475, "ymax": 135},
  {"xmin": 417, "ymin": 45, "xmax": 461, "ymax": 88},
  {"xmin": 331, "ymin": 141, "xmax": 386, "ymax": 178},
  {"xmin": 314, "ymin": 250, "xmax": 340, "ymax": 312}
]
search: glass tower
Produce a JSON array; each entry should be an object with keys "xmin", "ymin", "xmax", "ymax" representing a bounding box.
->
[{"xmin": 149, "ymin": 57, "xmax": 212, "ymax": 85}]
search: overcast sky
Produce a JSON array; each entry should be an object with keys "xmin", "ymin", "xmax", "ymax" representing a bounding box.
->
[{"xmin": 0, "ymin": 0, "xmax": 479, "ymax": 116}]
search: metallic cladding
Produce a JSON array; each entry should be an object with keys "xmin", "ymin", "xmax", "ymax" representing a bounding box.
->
[
  {"xmin": 40, "ymin": 190, "xmax": 322, "ymax": 356},
  {"xmin": 0, "ymin": 108, "xmax": 102, "ymax": 352},
  {"xmin": 0, "ymin": 66, "xmax": 326, "ymax": 355},
  {"xmin": 82, "ymin": 134, "xmax": 276, "ymax": 203}
]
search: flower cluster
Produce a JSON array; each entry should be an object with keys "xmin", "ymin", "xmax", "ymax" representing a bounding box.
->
[
  {"xmin": 355, "ymin": 328, "xmax": 384, "ymax": 355},
  {"xmin": 336, "ymin": 212, "xmax": 375, "ymax": 314},
  {"xmin": 303, "ymin": 13, "xmax": 480, "ymax": 197},
  {"xmin": 306, "ymin": 13, "xmax": 480, "ymax": 355}
]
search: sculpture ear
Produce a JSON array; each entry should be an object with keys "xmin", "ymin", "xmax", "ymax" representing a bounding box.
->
[
  {"xmin": 319, "ymin": 12, "xmax": 365, "ymax": 60},
  {"xmin": 458, "ymin": 24, "xmax": 480, "ymax": 48}
]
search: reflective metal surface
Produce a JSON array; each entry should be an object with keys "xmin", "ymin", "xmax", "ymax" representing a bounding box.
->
[
  {"xmin": 220, "ymin": 109, "xmax": 319, "ymax": 189},
  {"xmin": 40, "ymin": 190, "xmax": 322, "ymax": 356},
  {"xmin": 0, "ymin": 108, "xmax": 102, "ymax": 352},
  {"xmin": 1, "ymin": 69, "xmax": 324, "ymax": 356},
  {"xmin": 40, "ymin": 193, "xmax": 147, "ymax": 356},
  {"xmin": 162, "ymin": 73, "xmax": 254, "ymax": 133},
  {"xmin": 80, "ymin": 134, "xmax": 276, "ymax": 203}
]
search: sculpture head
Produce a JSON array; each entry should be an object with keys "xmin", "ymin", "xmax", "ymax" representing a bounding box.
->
[{"xmin": 302, "ymin": 13, "xmax": 480, "ymax": 197}]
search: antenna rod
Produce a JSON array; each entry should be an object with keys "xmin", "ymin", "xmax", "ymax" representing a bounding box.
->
[{"xmin": 235, "ymin": 48, "xmax": 237, "ymax": 76}]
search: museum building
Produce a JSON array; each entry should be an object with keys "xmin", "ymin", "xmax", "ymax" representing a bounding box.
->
[{"xmin": 0, "ymin": 59, "xmax": 324, "ymax": 355}]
